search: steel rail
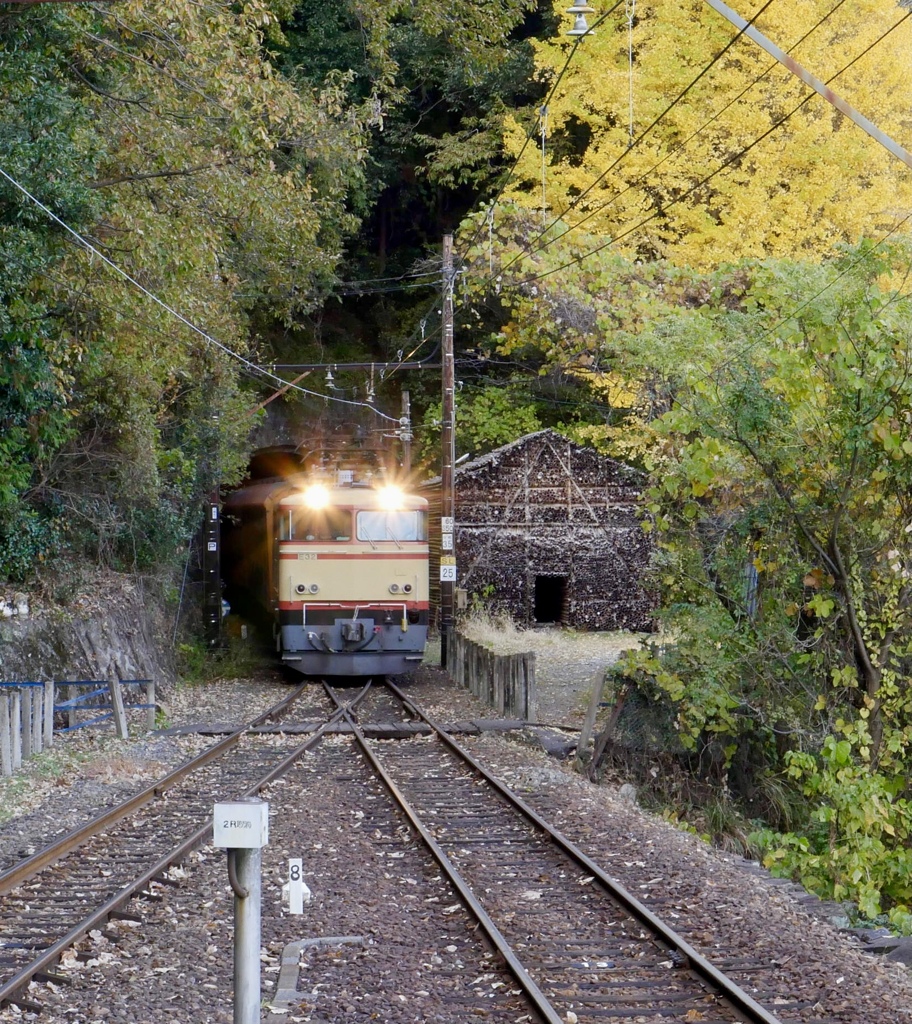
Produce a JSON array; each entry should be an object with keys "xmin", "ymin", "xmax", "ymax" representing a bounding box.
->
[
  {"xmin": 386, "ymin": 679, "xmax": 784, "ymax": 1024},
  {"xmin": 0, "ymin": 681, "xmax": 310, "ymax": 896},
  {"xmin": 0, "ymin": 682, "xmax": 347, "ymax": 1009},
  {"xmin": 321, "ymin": 678, "xmax": 374, "ymax": 716},
  {"xmin": 336, "ymin": 698, "xmax": 566, "ymax": 1024}
]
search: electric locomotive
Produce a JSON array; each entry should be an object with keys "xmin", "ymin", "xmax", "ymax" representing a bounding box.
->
[{"xmin": 223, "ymin": 473, "xmax": 429, "ymax": 676}]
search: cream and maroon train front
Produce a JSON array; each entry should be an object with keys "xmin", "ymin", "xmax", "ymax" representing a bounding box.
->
[{"xmin": 224, "ymin": 474, "xmax": 430, "ymax": 676}]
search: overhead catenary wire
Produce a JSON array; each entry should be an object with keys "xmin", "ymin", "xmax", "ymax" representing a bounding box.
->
[
  {"xmin": 0, "ymin": 163, "xmax": 405, "ymax": 423},
  {"xmin": 461, "ymin": 0, "xmax": 626, "ymax": 255},
  {"xmin": 625, "ymin": 0, "xmax": 636, "ymax": 148},
  {"xmin": 690, "ymin": 209, "xmax": 912, "ymax": 390},
  {"xmin": 332, "ymin": 278, "xmax": 439, "ymax": 298},
  {"xmin": 455, "ymin": 5, "xmax": 912, "ymax": 430}
]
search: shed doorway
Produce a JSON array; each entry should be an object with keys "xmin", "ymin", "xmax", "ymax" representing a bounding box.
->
[{"xmin": 534, "ymin": 575, "xmax": 568, "ymax": 624}]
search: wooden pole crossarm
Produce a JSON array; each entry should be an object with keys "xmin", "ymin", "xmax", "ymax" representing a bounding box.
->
[{"xmin": 245, "ymin": 370, "xmax": 313, "ymax": 418}]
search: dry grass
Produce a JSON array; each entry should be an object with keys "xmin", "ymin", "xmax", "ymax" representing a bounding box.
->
[
  {"xmin": 459, "ymin": 608, "xmax": 531, "ymax": 652},
  {"xmin": 458, "ymin": 608, "xmax": 647, "ymax": 726},
  {"xmin": 459, "ymin": 608, "xmax": 643, "ymax": 662}
]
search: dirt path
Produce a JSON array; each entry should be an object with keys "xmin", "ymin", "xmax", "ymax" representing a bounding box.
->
[{"xmin": 456, "ymin": 620, "xmax": 645, "ymax": 727}]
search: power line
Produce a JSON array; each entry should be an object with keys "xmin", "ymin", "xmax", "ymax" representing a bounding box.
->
[
  {"xmin": 693, "ymin": 210, "xmax": 912, "ymax": 389},
  {"xmin": 514, "ymin": 7, "xmax": 912, "ymax": 286},
  {"xmin": 0, "ymin": 163, "xmax": 403, "ymax": 423},
  {"xmin": 461, "ymin": 1, "xmax": 625, "ymax": 254},
  {"xmin": 495, "ymin": 0, "xmax": 850, "ymax": 276},
  {"xmin": 332, "ymin": 278, "xmax": 438, "ymax": 298},
  {"xmin": 491, "ymin": 0, "xmax": 780, "ymax": 280}
]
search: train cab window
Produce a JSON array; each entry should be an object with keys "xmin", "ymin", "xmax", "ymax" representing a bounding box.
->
[
  {"xmin": 290, "ymin": 508, "xmax": 352, "ymax": 542},
  {"xmin": 356, "ymin": 510, "xmax": 428, "ymax": 543}
]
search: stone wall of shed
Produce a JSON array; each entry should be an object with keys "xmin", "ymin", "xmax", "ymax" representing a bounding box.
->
[{"xmin": 454, "ymin": 433, "xmax": 653, "ymax": 632}]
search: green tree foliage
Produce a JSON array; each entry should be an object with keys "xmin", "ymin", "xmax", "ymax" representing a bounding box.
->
[
  {"xmin": 462, "ymin": 204, "xmax": 912, "ymax": 923},
  {"xmin": 628, "ymin": 241, "xmax": 912, "ymax": 926},
  {"xmin": 459, "ymin": 204, "xmax": 720, "ymax": 457},
  {"xmin": 418, "ymin": 384, "xmax": 542, "ymax": 466},
  {"xmin": 0, "ymin": 1, "xmax": 369, "ymax": 576},
  {"xmin": 504, "ymin": 0, "xmax": 912, "ymax": 265},
  {"xmin": 277, "ymin": 0, "xmax": 541, "ymax": 268},
  {"xmin": 265, "ymin": 0, "xmax": 550, "ymax": 442},
  {"xmin": 280, "ymin": 0, "xmax": 540, "ymax": 189},
  {"xmin": 0, "ymin": 8, "xmax": 104, "ymax": 577}
]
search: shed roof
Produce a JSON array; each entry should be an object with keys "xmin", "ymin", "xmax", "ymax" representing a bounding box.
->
[{"xmin": 422, "ymin": 429, "xmax": 645, "ymax": 487}]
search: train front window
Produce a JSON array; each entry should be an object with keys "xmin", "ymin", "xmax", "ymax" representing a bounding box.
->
[
  {"xmin": 356, "ymin": 510, "xmax": 427, "ymax": 543},
  {"xmin": 291, "ymin": 508, "xmax": 351, "ymax": 542}
]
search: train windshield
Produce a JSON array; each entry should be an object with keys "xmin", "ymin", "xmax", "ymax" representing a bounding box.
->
[
  {"xmin": 288, "ymin": 508, "xmax": 352, "ymax": 542},
  {"xmin": 356, "ymin": 510, "xmax": 427, "ymax": 543}
]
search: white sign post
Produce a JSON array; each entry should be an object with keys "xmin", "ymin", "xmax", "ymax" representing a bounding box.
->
[
  {"xmin": 288, "ymin": 858, "xmax": 304, "ymax": 915},
  {"xmin": 213, "ymin": 799, "xmax": 269, "ymax": 1024}
]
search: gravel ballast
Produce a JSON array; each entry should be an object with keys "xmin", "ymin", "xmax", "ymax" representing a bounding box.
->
[{"xmin": 1, "ymin": 649, "xmax": 911, "ymax": 1023}]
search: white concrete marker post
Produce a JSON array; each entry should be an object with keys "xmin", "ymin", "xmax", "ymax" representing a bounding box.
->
[
  {"xmin": 288, "ymin": 859, "xmax": 304, "ymax": 916},
  {"xmin": 213, "ymin": 798, "xmax": 269, "ymax": 1024}
]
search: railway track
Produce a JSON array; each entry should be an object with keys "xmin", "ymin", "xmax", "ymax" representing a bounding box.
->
[
  {"xmin": 0, "ymin": 680, "xmax": 360, "ymax": 1012},
  {"xmin": 0, "ymin": 676, "xmax": 851, "ymax": 1021},
  {"xmin": 322, "ymin": 679, "xmax": 786, "ymax": 1024}
]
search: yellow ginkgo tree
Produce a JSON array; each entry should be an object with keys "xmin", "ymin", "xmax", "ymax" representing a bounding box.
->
[{"xmin": 502, "ymin": 0, "xmax": 912, "ymax": 266}]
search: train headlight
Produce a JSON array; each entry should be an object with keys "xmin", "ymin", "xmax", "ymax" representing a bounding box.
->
[
  {"xmin": 389, "ymin": 583, "xmax": 400, "ymax": 593},
  {"xmin": 376, "ymin": 484, "xmax": 404, "ymax": 510},
  {"xmin": 302, "ymin": 484, "xmax": 330, "ymax": 509}
]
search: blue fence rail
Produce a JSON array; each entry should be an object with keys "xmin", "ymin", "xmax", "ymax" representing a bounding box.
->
[
  {"xmin": 55, "ymin": 679, "xmax": 155, "ymax": 733},
  {"xmin": 0, "ymin": 678, "xmax": 157, "ymax": 777}
]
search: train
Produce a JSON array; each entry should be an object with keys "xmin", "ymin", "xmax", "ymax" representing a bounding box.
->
[{"xmin": 222, "ymin": 471, "xmax": 430, "ymax": 676}]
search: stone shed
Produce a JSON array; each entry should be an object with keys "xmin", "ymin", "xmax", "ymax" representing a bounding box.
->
[{"xmin": 435, "ymin": 430, "xmax": 653, "ymax": 631}]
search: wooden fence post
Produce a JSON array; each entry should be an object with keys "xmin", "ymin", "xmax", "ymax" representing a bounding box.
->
[
  {"xmin": 19, "ymin": 689, "xmax": 31, "ymax": 761},
  {"xmin": 0, "ymin": 696, "xmax": 11, "ymax": 777},
  {"xmin": 31, "ymin": 688, "xmax": 43, "ymax": 755},
  {"xmin": 11, "ymin": 690, "xmax": 22, "ymax": 769},
  {"xmin": 43, "ymin": 681, "xmax": 55, "ymax": 747},
  {"xmin": 145, "ymin": 679, "xmax": 156, "ymax": 732},
  {"xmin": 452, "ymin": 631, "xmax": 539, "ymax": 719},
  {"xmin": 518, "ymin": 655, "xmax": 529, "ymax": 720},
  {"xmin": 524, "ymin": 652, "xmax": 537, "ymax": 721},
  {"xmin": 506, "ymin": 656, "xmax": 516, "ymax": 718},
  {"xmin": 107, "ymin": 677, "xmax": 129, "ymax": 739},
  {"xmin": 578, "ymin": 669, "xmax": 607, "ymax": 757}
]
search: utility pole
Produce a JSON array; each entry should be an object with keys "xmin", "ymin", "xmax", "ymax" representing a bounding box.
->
[
  {"xmin": 400, "ymin": 390, "xmax": 412, "ymax": 475},
  {"xmin": 440, "ymin": 234, "xmax": 456, "ymax": 668},
  {"xmin": 203, "ymin": 491, "xmax": 222, "ymax": 647}
]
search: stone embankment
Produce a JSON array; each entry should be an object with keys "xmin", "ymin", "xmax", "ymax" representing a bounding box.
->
[{"xmin": 0, "ymin": 573, "xmax": 175, "ymax": 686}]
